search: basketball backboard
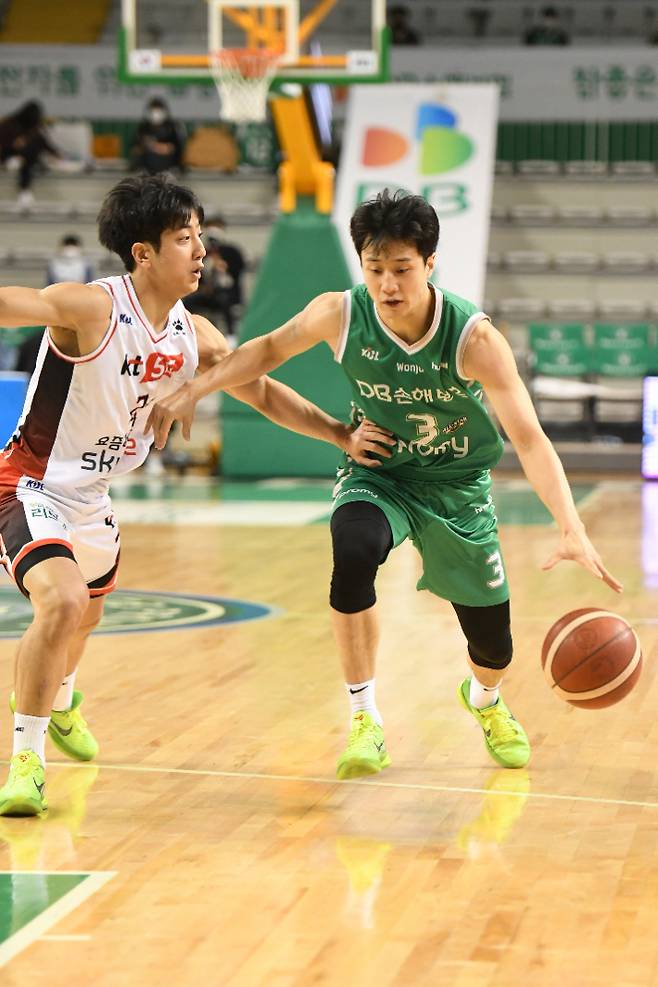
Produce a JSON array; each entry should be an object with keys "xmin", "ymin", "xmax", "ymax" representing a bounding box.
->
[{"xmin": 119, "ymin": 0, "xmax": 388, "ymax": 86}]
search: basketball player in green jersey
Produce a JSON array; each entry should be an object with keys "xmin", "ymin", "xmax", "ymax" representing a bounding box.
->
[{"xmin": 148, "ymin": 189, "xmax": 622, "ymax": 776}]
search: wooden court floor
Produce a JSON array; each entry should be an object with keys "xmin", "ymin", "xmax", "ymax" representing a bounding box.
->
[{"xmin": 1, "ymin": 477, "xmax": 658, "ymax": 987}]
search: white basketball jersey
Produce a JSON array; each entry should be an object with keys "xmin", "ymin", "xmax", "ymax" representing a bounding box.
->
[{"xmin": 0, "ymin": 274, "xmax": 199, "ymax": 501}]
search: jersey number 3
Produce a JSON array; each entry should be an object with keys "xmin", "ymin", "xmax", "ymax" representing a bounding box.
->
[
  {"xmin": 486, "ymin": 550, "xmax": 505, "ymax": 589},
  {"xmin": 406, "ymin": 413, "xmax": 439, "ymax": 445}
]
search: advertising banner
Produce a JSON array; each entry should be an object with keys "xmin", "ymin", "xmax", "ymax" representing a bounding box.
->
[{"xmin": 334, "ymin": 83, "xmax": 498, "ymax": 304}]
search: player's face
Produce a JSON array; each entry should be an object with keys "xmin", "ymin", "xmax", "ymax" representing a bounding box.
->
[
  {"xmin": 361, "ymin": 240, "xmax": 435, "ymax": 320},
  {"xmin": 153, "ymin": 213, "xmax": 206, "ymax": 295}
]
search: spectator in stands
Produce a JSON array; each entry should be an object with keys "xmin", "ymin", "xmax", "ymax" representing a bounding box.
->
[
  {"xmin": 46, "ymin": 234, "xmax": 95, "ymax": 286},
  {"xmin": 185, "ymin": 215, "xmax": 246, "ymax": 344},
  {"xmin": 0, "ymin": 100, "xmax": 61, "ymax": 209},
  {"xmin": 524, "ymin": 5, "xmax": 570, "ymax": 45},
  {"xmin": 131, "ymin": 96, "xmax": 186, "ymax": 175},
  {"xmin": 387, "ymin": 4, "xmax": 420, "ymax": 45}
]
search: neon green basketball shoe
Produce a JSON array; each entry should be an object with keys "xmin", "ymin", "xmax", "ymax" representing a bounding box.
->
[
  {"xmin": 10, "ymin": 690, "xmax": 99, "ymax": 762},
  {"xmin": 0, "ymin": 751, "xmax": 47, "ymax": 816},
  {"xmin": 458, "ymin": 677, "xmax": 531, "ymax": 769},
  {"xmin": 336, "ymin": 711, "xmax": 391, "ymax": 780}
]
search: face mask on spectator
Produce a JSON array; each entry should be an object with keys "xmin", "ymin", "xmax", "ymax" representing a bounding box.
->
[
  {"xmin": 60, "ymin": 246, "xmax": 81, "ymax": 258},
  {"xmin": 148, "ymin": 108, "xmax": 167, "ymax": 125}
]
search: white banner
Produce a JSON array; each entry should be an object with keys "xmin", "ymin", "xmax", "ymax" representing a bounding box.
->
[
  {"xmin": 0, "ymin": 45, "xmax": 220, "ymax": 120},
  {"xmin": 0, "ymin": 45, "xmax": 656, "ymax": 121},
  {"xmin": 391, "ymin": 47, "xmax": 658, "ymax": 122},
  {"xmin": 334, "ymin": 83, "xmax": 498, "ymax": 305}
]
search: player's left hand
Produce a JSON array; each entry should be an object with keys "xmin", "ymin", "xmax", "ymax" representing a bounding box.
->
[
  {"xmin": 341, "ymin": 419, "xmax": 397, "ymax": 467},
  {"xmin": 541, "ymin": 528, "xmax": 623, "ymax": 593},
  {"xmin": 145, "ymin": 381, "xmax": 198, "ymax": 449}
]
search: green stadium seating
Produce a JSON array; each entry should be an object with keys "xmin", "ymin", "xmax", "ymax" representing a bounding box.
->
[
  {"xmin": 528, "ymin": 323, "xmax": 590, "ymax": 377},
  {"xmin": 591, "ymin": 323, "xmax": 654, "ymax": 377}
]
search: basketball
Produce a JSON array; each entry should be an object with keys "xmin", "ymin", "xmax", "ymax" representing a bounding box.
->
[{"xmin": 541, "ymin": 609, "xmax": 642, "ymax": 709}]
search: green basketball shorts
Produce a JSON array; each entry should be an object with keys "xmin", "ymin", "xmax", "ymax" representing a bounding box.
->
[{"xmin": 331, "ymin": 465, "xmax": 509, "ymax": 607}]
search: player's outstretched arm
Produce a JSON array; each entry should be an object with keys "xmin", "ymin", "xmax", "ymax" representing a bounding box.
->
[
  {"xmin": 147, "ymin": 292, "xmax": 344, "ymax": 449},
  {"xmin": 231, "ymin": 378, "xmax": 396, "ymax": 466},
  {"xmin": 168, "ymin": 313, "xmax": 395, "ymax": 465},
  {"xmin": 0, "ymin": 282, "xmax": 110, "ymax": 338},
  {"xmin": 463, "ymin": 319, "xmax": 622, "ymax": 593}
]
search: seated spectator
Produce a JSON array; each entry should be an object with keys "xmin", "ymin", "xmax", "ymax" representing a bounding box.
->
[
  {"xmin": 0, "ymin": 100, "xmax": 62, "ymax": 209},
  {"xmin": 524, "ymin": 6, "xmax": 570, "ymax": 45},
  {"xmin": 46, "ymin": 234, "xmax": 95, "ymax": 286},
  {"xmin": 387, "ymin": 4, "xmax": 420, "ymax": 45},
  {"xmin": 131, "ymin": 97, "xmax": 186, "ymax": 175},
  {"xmin": 185, "ymin": 215, "xmax": 246, "ymax": 343}
]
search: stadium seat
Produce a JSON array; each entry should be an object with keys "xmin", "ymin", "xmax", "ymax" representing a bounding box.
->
[
  {"xmin": 494, "ymin": 160, "xmax": 514, "ymax": 175},
  {"xmin": 547, "ymin": 299, "xmax": 596, "ymax": 321},
  {"xmin": 591, "ymin": 323, "xmax": 653, "ymax": 377},
  {"xmin": 564, "ymin": 160, "xmax": 608, "ymax": 178},
  {"xmin": 527, "ymin": 322, "xmax": 595, "ymax": 429},
  {"xmin": 556, "ymin": 204, "xmax": 604, "ymax": 225},
  {"xmin": 490, "ymin": 204, "xmax": 508, "ymax": 223},
  {"xmin": 517, "ymin": 159, "xmax": 561, "ymax": 176},
  {"xmin": 597, "ymin": 299, "xmax": 648, "ymax": 321},
  {"xmin": 503, "ymin": 250, "xmax": 550, "ymax": 273},
  {"xmin": 606, "ymin": 205, "xmax": 654, "ymax": 226},
  {"xmin": 497, "ymin": 297, "xmax": 547, "ymax": 320},
  {"xmin": 601, "ymin": 252, "xmax": 652, "ymax": 274},
  {"xmin": 611, "ymin": 160, "xmax": 655, "ymax": 178},
  {"xmin": 590, "ymin": 323, "xmax": 654, "ymax": 426},
  {"xmin": 528, "ymin": 323, "xmax": 590, "ymax": 377},
  {"xmin": 508, "ymin": 203, "xmax": 556, "ymax": 225},
  {"xmin": 553, "ymin": 251, "xmax": 599, "ymax": 273}
]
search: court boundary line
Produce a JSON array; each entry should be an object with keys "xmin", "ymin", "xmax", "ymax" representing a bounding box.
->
[
  {"xmin": 0, "ymin": 871, "xmax": 115, "ymax": 968},
  {"xmin": 35, "ymin": 760, "xmax": 658, "ymax": 811}
]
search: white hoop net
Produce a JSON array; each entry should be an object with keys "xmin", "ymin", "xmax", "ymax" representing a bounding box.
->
[{"xmin": 210, "ymin": 48, "xmax": 281, "ymax": 123}]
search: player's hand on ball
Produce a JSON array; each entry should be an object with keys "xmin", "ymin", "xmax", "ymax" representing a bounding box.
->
[
  {"xmin": 541, "ymin": 528, "xmax": 623, "ymax": 593},
  {"xmin": 343, "ymin": 419, "xmax": 396, "ymax": 467},
  {"xmin": 145, "ymin": 381, "xmax": 198, "ymax": 449}
]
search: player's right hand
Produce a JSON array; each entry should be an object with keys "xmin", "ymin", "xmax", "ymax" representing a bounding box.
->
[
  {"xmin": 343, "ymin": 419, "xmax": 397, "ymax": 467},
  {"xmin": 145, "ymin": 381, "xmax": 198, "ymax": 449}
]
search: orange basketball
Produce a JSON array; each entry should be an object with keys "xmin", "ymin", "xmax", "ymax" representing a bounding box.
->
[{"xmin": 541, "ymin": 608, "xmax": 642, "ymax": 709}]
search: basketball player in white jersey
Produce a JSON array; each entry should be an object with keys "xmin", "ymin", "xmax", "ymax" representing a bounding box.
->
[{"xmin": 0, "ymin": 174, "xmax": 383, "ymax": 816}]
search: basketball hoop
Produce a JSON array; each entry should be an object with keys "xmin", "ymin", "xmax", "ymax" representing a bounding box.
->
[{"xmin": 210, "ymin": 47, "xmax": 281, "ymax": 123}]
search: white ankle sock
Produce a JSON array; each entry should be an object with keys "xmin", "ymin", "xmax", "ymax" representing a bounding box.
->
[
  {"xmin": 469, "ymin": 676, "xmax": 500, "ymax": 710},
  {"xmin": 346, "ymin": 678, "xmax": 382, "ymax": 726},
  {"xmin": 53, "ymin": 671, "xmax": 76, "ymax": 712},
  {"xmin": 13, "ymin": 713, "xmax": 49, "ymax": 763}
]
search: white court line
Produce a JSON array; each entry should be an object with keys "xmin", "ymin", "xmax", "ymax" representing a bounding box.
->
[
  {"xmin": 38, "ymin": 760, "xmax": 658, "ymax": 812},
  {"xmin": 40, "ymin": 935, "xmax": 91, "ymax": 942},
  {"xmin": 0, "ymin": 871, "xmax": 115, "ymax": 968}
]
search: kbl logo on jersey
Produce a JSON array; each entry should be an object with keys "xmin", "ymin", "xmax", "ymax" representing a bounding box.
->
[
  {"xmin": 121, "ymin": 352, "xmax": 185, "ymax": 382},
  {"xmin": 361, "ymin": 103, "xmax": 474, "ymax": 176}
]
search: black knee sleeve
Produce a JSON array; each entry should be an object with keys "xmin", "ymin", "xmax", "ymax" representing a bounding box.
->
[
  {"xmin": 330, "ymin": 502, "xmax": 393, "ymax": 614},
  {"xmin": 452, "ymin": 600, "xmax": 513, "ymax": 670}
]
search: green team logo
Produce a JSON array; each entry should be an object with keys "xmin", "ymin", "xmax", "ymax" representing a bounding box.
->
[{"xmin": 0, "ymin": 588, "xmax": 274, "ymax": 638}]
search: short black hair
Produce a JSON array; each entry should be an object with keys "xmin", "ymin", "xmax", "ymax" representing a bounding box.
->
[
  {"xmin": 97, "ymin": 173, "xmax": 203, "ymax": 271},
  {"xmin": 61, "ymin": 234, "xmax": 82, "ymax": 247},
  {"xmin": 350, "ymin": 189, "xmax": 439, "ymax": 262}
]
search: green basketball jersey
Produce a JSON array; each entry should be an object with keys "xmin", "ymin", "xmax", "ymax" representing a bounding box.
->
[{"xmin": 334, "ymin": 283, "xmax": 504, "ymax": 481}]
